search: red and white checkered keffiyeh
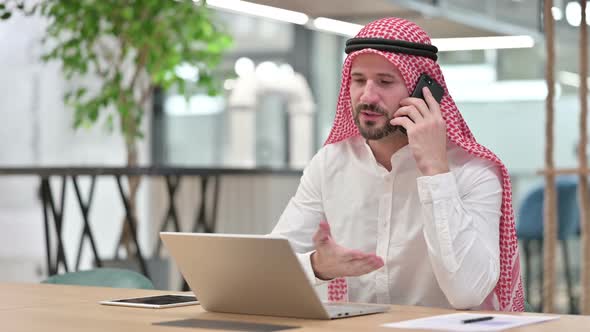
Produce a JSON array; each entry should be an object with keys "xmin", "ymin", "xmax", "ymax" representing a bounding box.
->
[{"xmin": 324, "ymin": 17, "xmax": 524, "ymax": 312}]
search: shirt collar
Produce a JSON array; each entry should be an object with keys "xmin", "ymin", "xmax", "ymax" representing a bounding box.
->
[{"xmin": 361, "ymin": 138, "xmax": 412, "ymax": 174}]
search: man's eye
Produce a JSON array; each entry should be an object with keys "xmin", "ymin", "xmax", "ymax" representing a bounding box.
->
[
  {"xmin": 353, "ymin": 79, "xmax": 365, "ymax": 84},
  {"xmin": 380, "ymin": 80, "xmax": 393, "ymax": 85}
]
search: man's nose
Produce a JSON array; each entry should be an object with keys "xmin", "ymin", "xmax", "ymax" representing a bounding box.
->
[{"xmin": 359, "ymin": 81, "xmax": 379, "ymax": 104}]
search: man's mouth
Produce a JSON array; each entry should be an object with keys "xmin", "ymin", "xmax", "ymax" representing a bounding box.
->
[{"xmin": 360, "ymin": 110, "xmax": 384, "ymax": 118}]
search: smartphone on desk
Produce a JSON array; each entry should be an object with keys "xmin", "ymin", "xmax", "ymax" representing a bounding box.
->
[
  {"xmin": 100, "ymin": 294, "xmax": 199, "ymax": 309},
  {"xmin": 398, "ymin": 73, "xmax": 445, "ymax": 135}
]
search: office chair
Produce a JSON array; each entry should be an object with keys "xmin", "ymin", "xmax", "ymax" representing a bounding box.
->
[
  {"xmin": 516, "ymin": 176, "xmax": 580, "ymax": 313},
  {"xmin": 42, "ymin": 267, "xmax": 155, "ymax": 290}
]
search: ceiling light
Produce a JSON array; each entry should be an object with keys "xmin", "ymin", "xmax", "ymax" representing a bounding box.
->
[
  {"xmin": 200, "ymin": 3, "xmax": 535, "ymax": 52},
  {"xmin": 312, "ymin": 17, "xmax": 363, "ymax": 36},
  {"xmin": 312, "ymin": 17, "xmax": 534, "ymax": 51},
  {"xmin": 432, "ymin": 35, "xmax": 535, "ymax": 51},
  {"xmin": 205, "ymin": 0, "xmax": 309, "ymax": 25}
]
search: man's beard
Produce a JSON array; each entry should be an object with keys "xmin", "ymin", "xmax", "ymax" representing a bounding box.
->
[{"xmin": 353, "ymin": 103, "xmax": 400, "ymax": 140}]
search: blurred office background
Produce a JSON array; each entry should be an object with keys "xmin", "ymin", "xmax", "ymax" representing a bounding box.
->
[{"xmin": 0, "ymin": 0, "xmax": 588, "ymax": 313}]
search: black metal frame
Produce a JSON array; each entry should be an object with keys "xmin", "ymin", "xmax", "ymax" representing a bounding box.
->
[
  {"xmin": 1, "ymin": 167, "xmax": 301, "ymax": 281},
  {"xmin": 153, "ymin": 175, "xmax": 183, "ymax": 255},
  {"xmin": 72, "ymin": 175, "xmax": 101, "ymax": 271},
  {"xmin": 41, "ymin": 176, "xmax": 69, "ymax": 275}
]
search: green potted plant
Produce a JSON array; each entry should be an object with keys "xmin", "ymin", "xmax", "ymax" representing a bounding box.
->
[{"xmin": 2, "ymin": 0, "xmax": 231, "ymax": 273}]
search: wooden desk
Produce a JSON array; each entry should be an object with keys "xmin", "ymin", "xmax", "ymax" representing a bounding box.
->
[{"xmin": 2, "ymin": 283, "xmax": 589, "ymax": 331}]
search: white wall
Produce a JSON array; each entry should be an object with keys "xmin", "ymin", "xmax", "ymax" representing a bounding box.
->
[
  {"xmin": 460, "ymin": 96, "xmax": 582, "ymax": 173},
  {"xmin": 459, "ymin": 95, "xmax": 585, "ymax": 210}
]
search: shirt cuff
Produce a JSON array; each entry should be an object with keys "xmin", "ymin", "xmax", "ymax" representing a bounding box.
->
[
  {"xmin": 297, "ymin": 251, "xmax": 333, "ymax": 286},
  {"xmin": 417, "ymin": 172, "xmax": 459, "ymax": 204}
]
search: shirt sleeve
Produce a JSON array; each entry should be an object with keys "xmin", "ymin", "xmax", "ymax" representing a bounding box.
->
[
  {"xmin": 270, "ymin": 149, "xmax": 328, "ymax": 285},
  {"xmin": 416, "ymin": 158, "xmax": 502, "ymax": 309}
]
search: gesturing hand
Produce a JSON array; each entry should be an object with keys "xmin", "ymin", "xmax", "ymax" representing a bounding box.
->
[{"xmin": 311, "ymin": 220, "xmax": 384, "ymax": 280}]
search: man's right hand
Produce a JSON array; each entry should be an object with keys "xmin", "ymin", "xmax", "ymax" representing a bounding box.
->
[{"xmin": 310, "ymin": 220, "xmax": 384, "ymax": 280}]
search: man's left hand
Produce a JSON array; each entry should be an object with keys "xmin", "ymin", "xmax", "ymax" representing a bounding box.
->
[{"xmin": 390, "ymin": 87, "xmax": 449, "ymax": 176}]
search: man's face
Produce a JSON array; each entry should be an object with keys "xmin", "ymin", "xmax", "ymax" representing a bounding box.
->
[{"xmin": 349, "ymin": 53, "xmax": 409, "ymax": 140}]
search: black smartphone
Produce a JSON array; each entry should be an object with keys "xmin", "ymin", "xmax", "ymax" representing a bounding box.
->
[
  {"xmin": 411, "ymin": 73, "xmax": 444, "ymax": 102},
  {"xmin": 398, "ymin": 73, "xmax": 445, "ymax": 135}
]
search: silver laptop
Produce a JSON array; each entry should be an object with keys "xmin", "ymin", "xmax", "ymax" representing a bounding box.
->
[{"xmin": 160, "ymin": 232, "xmax": 389, "ymax": 320}]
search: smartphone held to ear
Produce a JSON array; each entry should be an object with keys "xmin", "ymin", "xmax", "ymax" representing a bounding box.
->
[
  {"xmin": 398, "ymin": 73, "xmax": 444, "ymax": 135},
  {"xmin": 411, "ymin": 73, "xmax": 444, "ymax": 102}
]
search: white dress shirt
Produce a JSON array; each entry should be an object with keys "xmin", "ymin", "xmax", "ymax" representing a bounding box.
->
[{"xmin": 271, "ymin": 135, "xmax": 502, "ymax": 310}]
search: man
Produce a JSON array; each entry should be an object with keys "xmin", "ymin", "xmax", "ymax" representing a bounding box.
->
[{"xmin": 271, "ymin": 17, "xmax": 524, "ymax": 311}]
